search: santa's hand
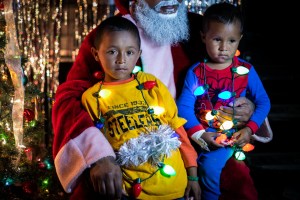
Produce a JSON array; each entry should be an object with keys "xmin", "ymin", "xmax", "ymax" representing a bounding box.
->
[
  {"xmin": 232, "ymin": 127, "xmax": 252, "ymax": 147},
  {"xmin": 219, "ymin": 97, "xmax": 254, "ymax": 128},
  {"xmin": 89, "ymin": 156, "xmax": 123, "ymax": 199}
]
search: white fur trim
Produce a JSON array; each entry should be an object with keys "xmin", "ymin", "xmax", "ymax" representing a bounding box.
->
[
  {"xmin": 191, "ymin": 130, "xmax": 210, "ymax": 151},
  {"xmin": 54, "ymin": 127, "xmax": 115, "ymax": 193},
  {"xmin": 251, "ymin": 133, "xmax": 273, "ymax": 143},
  {"xmin": 251, "ymin": 117, "xmax": 273, "ymax": 143},
  {"xmin": 123, "ymin": 14, "xmax": 176, "ymax": 98}
]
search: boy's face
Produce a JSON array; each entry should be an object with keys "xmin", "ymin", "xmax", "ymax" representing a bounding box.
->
[
  {"xmin": 92, "ymin": 31, "xmax": 141, "ymax": 82},
  {"xmin": 201, "ymin": 20, "xmax": 242, "ymax": 66}
]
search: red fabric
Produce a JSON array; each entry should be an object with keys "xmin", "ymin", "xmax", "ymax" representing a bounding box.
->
[
  {"xmin": 220, "ymin": 157, "xmax": 258, "ymax": 200},
  {"xmin": 186, "ymin": 125, "xmax": 204, "ymax": 137},
  {"xmin": 247, "ymin": 120, "xmax": 259, "ymax": 134},
  {"xmin": 52, "ymin": 80, "xmax": 94, "ymax": 157},
  {"xmin": 66, "ymin": 28, "xmax": 100, "ymax": 83},
  {"xmin": 52, "ymin": 28, "xmax": 102, "ymax": 157},
  {"xmin": 70, "ymin": 170, "xmax": 106, "ymax": 200},
  {"xmin": 115, "ymin": 0, "xmax": 130, "ymax": 14}
]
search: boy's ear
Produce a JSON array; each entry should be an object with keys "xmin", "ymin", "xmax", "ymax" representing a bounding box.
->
[{"xmin": 91, "ymin": 47, "xmax": 99, "ymax": 61}]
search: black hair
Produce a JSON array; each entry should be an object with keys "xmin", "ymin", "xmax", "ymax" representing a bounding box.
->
[
  {"xmin": 202, "ymin": 2, "xmax": 244, "ymax": 34},
  {"xmin": 93, "ymin": 16, "xmax": 141, "ymax": 49}
]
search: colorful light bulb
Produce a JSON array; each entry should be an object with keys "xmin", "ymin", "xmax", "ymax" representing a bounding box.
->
[
  {"xmin": 234, "ymin": 150, "xmax": 246, "ymax": 161},
  {"xmin": 95, "ymin": 117, "xmax": 105, "ymax": 129},
  {"xmin": 150, "ymin": 106, "xmax": 165, "ymax": 115},
  {"xmin": 132, "ymin": 65, "xmax": 142, "ymax": 73},
  {"xmin": 242, "ymin": 143, "xmax": 255, "ymax": 152},
  {"xmin": 232, "ymin": 66, "xmax": 249, "ymax": 75},
  {"xmin": 133, "ymin": 178, "xmax": 142, "ymax": 198},
  {"xmin": 205, "ymin": 111, "xmax": 215, "ymax": 120},
  {"xmin": 215, "ymin": 134, "xmax": 227, "ymax": 144},
  {"xmin": 158, "ymin": 163, "xmax": 176, "ymax": 177},
  {"xmin": 220, "ymin": 121, "xmax": 234, "ymax": 130},
  {"xmin": 93, "ymin": 71, "xmax": 104, "ymax": 79},
  {"xmin": 0, "ymin": 133, "xmax": 8, "ymax": 145},
  {"xmin": 194, "ymin": 86, "xmax": 205, "ymax": 96},
  {"xmin": 218, "ymin": 91, "xmax": 232, "ymax": 100},
  {"xmin": 137, "ymin": 81, "xmax": 157, "ymax": 90},
  {"xmin": 99, "ymin": 89, "xmax": 111, "ymax": 98},
  {"xmin": 194, "ymin": 84, "xmax": 209, "ymax": 96}
]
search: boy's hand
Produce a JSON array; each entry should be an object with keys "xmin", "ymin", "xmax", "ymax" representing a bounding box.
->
[
  {"xmin": 185, "ymin": 167, "xmax": 201, "ymax": 200},
  {"xmin": 201, "ymin": 132, "xmax": 224, "ymax": 150},
  {"xmin": 89, "ymin": 156, "xmax": 123, "ymax": 199},
  {"xmin": 185, "ymin": 180, "xmax": 201, "ymax": 200}
]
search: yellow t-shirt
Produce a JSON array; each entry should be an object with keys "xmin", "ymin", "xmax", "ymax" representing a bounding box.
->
[{"xmin": 82, "ymin": 72, "xmax": 188, "ymax": 199}]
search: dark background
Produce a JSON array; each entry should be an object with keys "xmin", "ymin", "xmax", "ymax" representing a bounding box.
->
[{"xmin": 239, "ymin": 1, "xmax": 300, "ymax": 199}]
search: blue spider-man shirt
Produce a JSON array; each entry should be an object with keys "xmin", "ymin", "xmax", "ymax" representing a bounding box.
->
[{"xmin": 177, "ymin": 56, "xmax": 270, "ymax": 136}]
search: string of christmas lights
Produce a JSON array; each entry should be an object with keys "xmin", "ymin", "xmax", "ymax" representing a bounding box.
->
[{"xmin": 0, "ymin": 1, "xmax": 242, "ymax": 198}]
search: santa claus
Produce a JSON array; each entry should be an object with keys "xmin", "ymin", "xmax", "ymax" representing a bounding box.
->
[{"xmin": 52, "ymin": 0, "xmax": 272, "ymax": 199}]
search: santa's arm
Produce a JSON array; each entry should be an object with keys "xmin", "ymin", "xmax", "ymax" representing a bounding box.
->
[{"xmin": 52, "ymin": 29, "xmax": 115, "ymax": 193}]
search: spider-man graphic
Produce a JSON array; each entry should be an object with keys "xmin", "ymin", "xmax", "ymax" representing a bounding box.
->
[{"xmin": 193, "ymin": 60, "xmax": 249, "ymax": 130}]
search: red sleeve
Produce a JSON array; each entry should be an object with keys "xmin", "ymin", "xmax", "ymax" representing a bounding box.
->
[
  {"xmin": 52, "ymin": 80, "xmax": 94, "ymax": 157},
  {"xmin": 52, "ymin": 28, "xmax": 102, "ymax": 157}
]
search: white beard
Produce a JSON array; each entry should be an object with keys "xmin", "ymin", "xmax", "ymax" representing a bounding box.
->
[{"xmin": 133, "ymin": 0, "xmax": 189, "ymax": 45}]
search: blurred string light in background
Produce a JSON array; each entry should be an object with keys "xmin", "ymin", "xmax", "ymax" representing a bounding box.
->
[{"xmin": 185, "ymin": 0, "xmax": 241, "ymax": 15}]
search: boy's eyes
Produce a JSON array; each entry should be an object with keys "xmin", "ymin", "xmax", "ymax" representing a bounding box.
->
[
  {"xmin": 213, "ymin": 38, "xmax": 237, "ymax": 43},
  {"xmin": 126, "ymin": 51, "xmax": 134, "ymax": 55},
  {"xmin": 107, "ymin": 50, "xmax": 117, "ymax": 54},
  {"xmin": 107, "ymin": 50, "xmax": 135, "ymax": 55}
]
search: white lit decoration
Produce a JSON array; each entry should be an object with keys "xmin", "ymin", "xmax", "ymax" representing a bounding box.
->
[
  {"xmin": 185, "ymin": 0, "xmax": 241, "ymax": 15},
  {"xmin": 3, "ymin": 0, "xmax": 24, "ymax": 148},
  {"xmin": 14, "ymin": 0, "xmax": 62, "ymax": 96}
]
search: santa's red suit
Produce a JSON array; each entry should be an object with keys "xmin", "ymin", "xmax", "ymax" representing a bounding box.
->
[{"xmin": 52, "ymin": 0, "xmax": 258, "ymax": 199}]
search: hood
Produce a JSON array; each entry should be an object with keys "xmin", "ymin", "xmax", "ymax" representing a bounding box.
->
[{"xmin": 115, "ymin": 0, "xmax": 130, "ymax": 14}]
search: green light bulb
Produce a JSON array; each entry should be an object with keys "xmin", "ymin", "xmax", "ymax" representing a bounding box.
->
[
  {"xmin": 234, "ymin": 151, "xmax": 246, "ymax": 161},
  {"xmin": 159, "ymin": 163, "xmax": 176, "ymax": 177}
]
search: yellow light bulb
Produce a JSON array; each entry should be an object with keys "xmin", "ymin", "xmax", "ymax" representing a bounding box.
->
[
  {"xmin": 150, "ymin": 106, "xmax": 165, "ymax": 115},
  {"xmin": 205, "ymin": 111, "xmax": 214, "ymax": 120},
  {"xmin": 99, "ymin": 89, "xmax": 111, "ymax": 98},
  {"xmin": 220, "ymin": 121, "xmax": 234, "ymax": 130}
]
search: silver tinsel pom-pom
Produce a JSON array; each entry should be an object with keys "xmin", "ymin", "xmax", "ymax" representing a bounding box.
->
[{"xmin": 117, "ymin": 125, "xmax": 181, "ymax": 167}]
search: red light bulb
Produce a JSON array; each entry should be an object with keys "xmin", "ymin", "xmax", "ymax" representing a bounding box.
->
[
  {"xmin": 143, "ymin": 81, "xmax": 156, "ymax": 89},
  {"xmin": 137, "ymin": 81, "xmax": 157, "ymax": 90},
  {"xmin": 133, "ymin": 178, "xmax": 142, "ymax": 198},
  {"xmin": 93, "ymin": 71, "xmax": 104, "ymax": 80}
]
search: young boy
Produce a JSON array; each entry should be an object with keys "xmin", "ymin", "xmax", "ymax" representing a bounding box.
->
[
  {"xmin": 177, "ymin": 3, "xmax": 270, "ymax": 200},
  {"xmin": 81, "ymin": 16, "xmax": 201, "ymax": 200}
]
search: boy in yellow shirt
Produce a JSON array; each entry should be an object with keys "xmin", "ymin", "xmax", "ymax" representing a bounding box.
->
[{"xmin": 81, "ymin": 16, "xmax": 201, "ymax": 199}]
